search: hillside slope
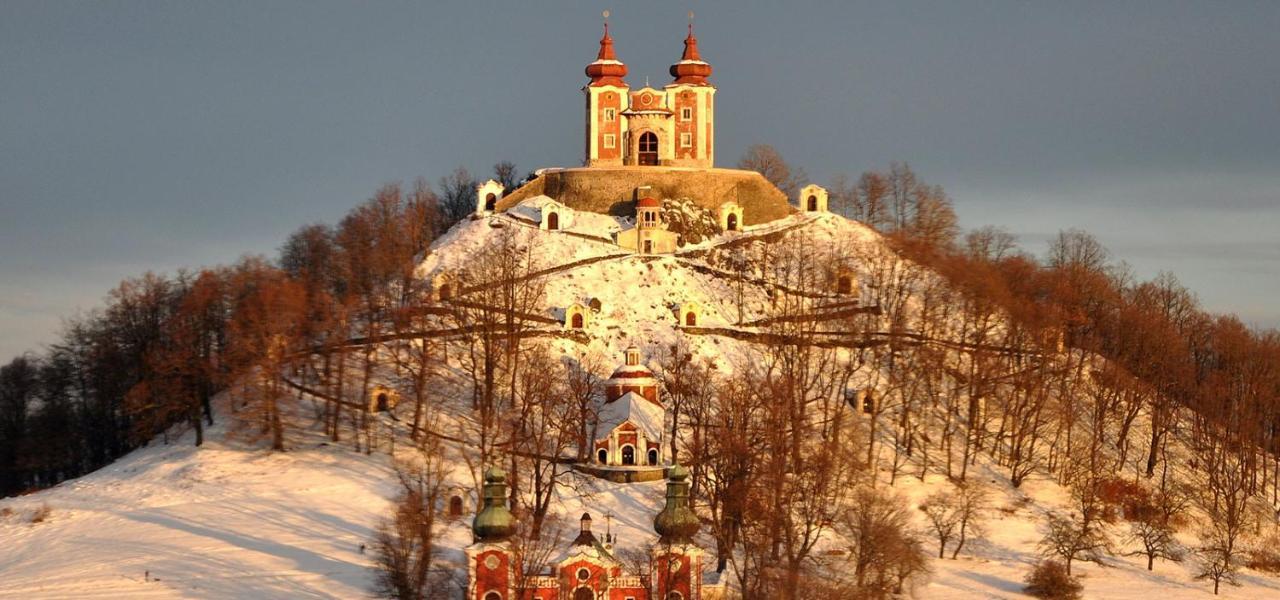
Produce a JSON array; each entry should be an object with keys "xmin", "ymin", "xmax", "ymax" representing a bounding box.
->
[
  {"xmin": 4, "ymin": 208, "xmax": 1279, "ymax": 599},
  {"xmin": 5, "ymin": 418, "xmax": 1278, "ymax": 599}
]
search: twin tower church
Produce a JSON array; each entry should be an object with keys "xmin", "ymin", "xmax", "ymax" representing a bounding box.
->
[
  {"xmin": 469, "ymin": 17, "xmax": 835, "ymax": 259},
  {"xmin": 583, "ymin": 20, "xmax": 716, "ymax": 169}
]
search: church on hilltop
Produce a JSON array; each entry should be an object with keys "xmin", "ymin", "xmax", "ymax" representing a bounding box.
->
[
  {"xmin": 584, "ymin": 20, "xmax": 715, "ymax": 168},
  {"xmin": 468, "ymin": 15, "xmax": 826, "ymax": 246}
]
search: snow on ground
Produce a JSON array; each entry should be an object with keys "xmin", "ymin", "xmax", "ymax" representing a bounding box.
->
[
  {"xmin": 879, "ymin": 457, "xmax": 1280, "ymax": 599},
  {"xmin": 8, "ymin": 420, "xmax": 1279, "ymax": 599},
  {"xmin": 5, "ymin": 211, "xmax": 1280, "ymax": 599},
  {"xmin": 0, "ymin": 416, "xmax": 396, "ymax": 599}
]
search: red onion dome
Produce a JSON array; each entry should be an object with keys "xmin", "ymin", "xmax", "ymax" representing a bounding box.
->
[
  {"xmin": 636, "ymin": 197, "xmax": 662, "ymax": 209},
  {"xmin": 669, "ymin": 25, "xmax": 712, "ymax": 85},
  {"xmin": 586, "ymin": 24, "xmax": 628, "ymax": 87}
]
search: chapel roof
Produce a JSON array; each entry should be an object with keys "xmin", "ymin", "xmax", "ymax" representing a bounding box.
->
[{"xmin": 597, "ymin": 391, "xmax": 665, "ymax": 441}]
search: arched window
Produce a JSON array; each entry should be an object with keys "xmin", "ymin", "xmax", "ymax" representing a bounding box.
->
[
  {"xmin": 638, "ymin": 132, "xmax": 659, "ymax": 165},
  {"xmin": 375, "ymin": 393, "xmax": 388, "ymax": 412},
  {"xmin": 685, "ymin": 312, "xmax": 697, "ymax": 327},
  {"xmin": 571, "ymin": 313, "xmax": 584, "ymax": 329},
  {"xmin": 667, "ymin": 593, "xmax": 684, "ymax": 600},
  {"xmin": 483, "ymin": 592, "xmax": 502, "ymax": 600},
  {"xmin": 577, "ymin": 568, "xmax": 591, "ymax": 581},
  {"xmin": 448, "ymin": 495, "xmax": 463, "ymax": 517},
  {"xmin": 726, "ymin": 212, "xmax": 738, "ymax": 231},
  {"xmin": 808, "ymin": 195, "xmax": 818, "ymax": 211},
  {"xmin": 598, "ymin": 448, "xmax": 608, "ymax": 464},
  {"xmin": 648, "ymin": 448, "xmax": 659, "ymax": 465},
  {"xmin": 547, "ymin": 211, "xmax": 560, "ymax": 230},
  {"xmin": 837, "ymin": 275, "xmax": 852, "ymax": 295},
  {"xmin": 438, "ymin": 284, "xmax": 451, "ymax": 301},
  {"xmin": 485, "ymin": 193, "xmax": 497, "ymax": 211},
  {"xmin": 622, "ymin": 445, "xmax": 636, "ymax": 466}
]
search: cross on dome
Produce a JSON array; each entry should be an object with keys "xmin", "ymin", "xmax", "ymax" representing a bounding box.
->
[{"xmin": 585, "ymin": 12, "xmax": 627, "ymax": 87}]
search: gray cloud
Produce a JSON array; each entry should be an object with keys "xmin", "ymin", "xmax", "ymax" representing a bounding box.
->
[{"xmin": 2, "ymin": 1, "xmax": 1279, "ymax": 358}]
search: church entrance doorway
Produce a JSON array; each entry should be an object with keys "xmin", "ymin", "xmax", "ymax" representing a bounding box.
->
[
  {"xmin": 574, "ymin": 588, "xmax": 594, "ymax": 600},
  {"xmin": 638, "ymin": 132, "xmax": 659, "ymax": 165},
  {"xmin": 547, "ymin": 211, "xmax": 559, "ymax": 230},
  {"xmin": 622, "ymin": 445, "xmax": 636, "ymax": 465}
]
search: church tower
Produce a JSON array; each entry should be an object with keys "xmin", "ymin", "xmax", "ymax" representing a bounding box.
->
[
  {"xmin": 466, "ymin": 468, "xmax": 517, "ymax": 600},
  {"xmin": 665, "ymin": 21, "xmax": 716, "ymax": 168},
  {"xmin": 652, "ymin": 464, "xmax": 705, "ymax": 600},
  {"xmin": 583, "ymin": 17, "xmax": 629, "ymax": 167}
]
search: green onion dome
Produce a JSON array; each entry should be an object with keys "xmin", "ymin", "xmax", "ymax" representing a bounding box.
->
[
  {"xmin": 472, "ymin": 467, "xmax": 516, "ymax": 542},
  {"xmin": 654, "ymin": 464, "xmax": 700, "ymax": 544}
]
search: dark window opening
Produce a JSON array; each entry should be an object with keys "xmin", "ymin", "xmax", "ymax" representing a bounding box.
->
[
  {"xmin": 547, "ymin": 212, "xmax": 559, "ymax": 230},
  {"xmin": 448, "ymin": 495, "xmax": 463, "ymax": 517},
  {"xmin": 638, "ymin": 132, "xmax": 659, "ymax": 165},
  {"xmin": 726, "ymin": 213, "xmax": 738, "ymax": 231},
  {"xmin": 808, "ymin": 195, "xmax": 818, "ymax": 211},
  {"xmin": 485, "ymin": 193, "xmax": 497, "ymax": 211},
  {"xmin": 376, "ymin": 393, "xmax": 388, "ymax": 412},
  {"xmin": 648, "ymin": 448, "xmax": 659, "ymax": 465},
  {"xmin": 837, "ymin": 275, "xmax": 852, "ymax": 295},
  {"xmin": 598, "ymin": 448, "xmax": 608, "ymax": 464}
]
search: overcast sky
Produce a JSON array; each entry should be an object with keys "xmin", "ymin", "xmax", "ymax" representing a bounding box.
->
[{"xmin": 2, "ymin": 1, "xmax": 1278, "ymax": 359}]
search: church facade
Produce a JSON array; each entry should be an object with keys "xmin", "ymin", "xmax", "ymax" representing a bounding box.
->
[
  {"xmin": 466, "ymin": 466, "xmax": 719, "ymax": 600},
  {"xmin": 584, "ymin": 23, "xmax": 715, "ymax": 169}
]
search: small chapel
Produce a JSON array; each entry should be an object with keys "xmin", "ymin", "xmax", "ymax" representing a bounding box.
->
[{"xmin": 597, "ymin": 347, "xmax": 666, "ymax": 465}]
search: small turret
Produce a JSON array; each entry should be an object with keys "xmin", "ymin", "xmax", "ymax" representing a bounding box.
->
[
  {"xmin": 472, "ymin": 468, "xmax": 516, "ymax": 542},
  {"xmin": 573, "ymin": 512, "xmax": 598, "ymax": 546},
  {"xmin": 654, "ymin": 464, "xmax": 700, "ymax": 544}
]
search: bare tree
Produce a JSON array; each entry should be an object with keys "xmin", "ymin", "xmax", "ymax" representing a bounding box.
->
[
  {"xmin": 950, "ymin": 481, "xmax": 988, "ymax": 559},
  {"xmin": 492, "ymin": 161, "xmax": 520, "ymax": 192},
  {"xmin": 562, "ymin": 355, "xmax": 602, "ymax": 462},
  {"xmin": 920, "ymin": 491, "xmax": 961, "ymax": 559},
  {"xmin": 737, "ymin": 144, "xmax": 804, "ymax": 198},
  {"xmin": 1124, "ymin": 485, "xmax": 1187, "ymax": 571},
  {"xmin": 372, "ymin": 439, "xmax": 448, "ymax": 600},
  {"xmin": 839, "ymin": 485, "xmax": 930, "ymax": 596},
  {"xmin": 437, "ymin": 166, "xmax": 476, "ymax": 231},
  {"xmin": 1194, "ymin": 448, "xmax": 1252, "ymax": 594}
]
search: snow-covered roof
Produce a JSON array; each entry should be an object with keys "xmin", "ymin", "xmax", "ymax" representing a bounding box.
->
[
  {"xmin": 597, "ymin": 392, "xmax": 665, "ymax": 441},
  {"xmin": 508, "ymin": 195, "xmax": 565, "ymax": 223}
]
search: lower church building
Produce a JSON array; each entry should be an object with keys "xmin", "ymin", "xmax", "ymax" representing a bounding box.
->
[{"xmin": 466, "ymin": 466, "xmax": 722, "ymax": 600}]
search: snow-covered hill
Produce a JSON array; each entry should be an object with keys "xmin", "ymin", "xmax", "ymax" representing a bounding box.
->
[
  {"xmin": 4, "ymin": 202, "xmax": 1279, "ymax": 599},
  {"xmin": 6, "ymin": 417, "xmax": 1278, "ymax": 599}
]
